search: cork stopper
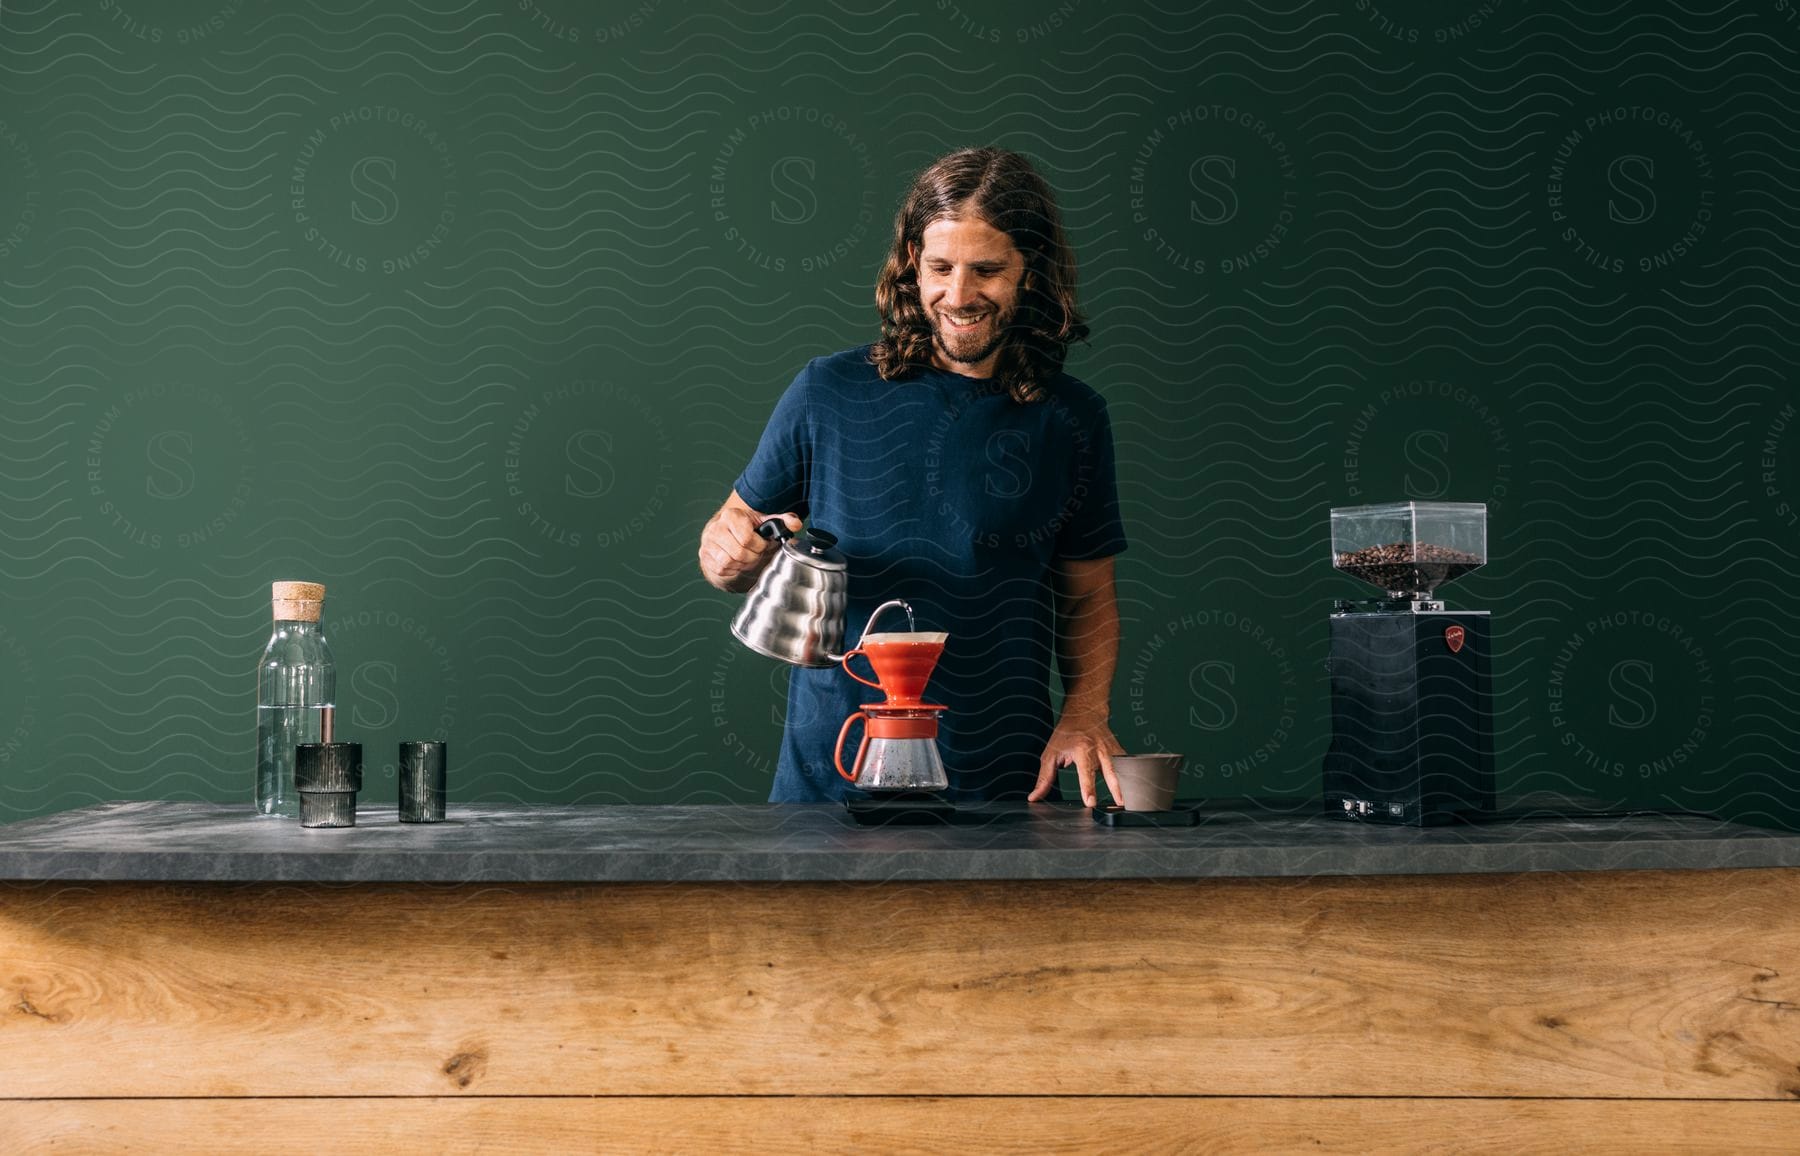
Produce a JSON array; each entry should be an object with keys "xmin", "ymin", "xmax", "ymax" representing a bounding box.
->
[{"xmin": 272, "ymin": 581, "xmax": 325, "ymax": 622}]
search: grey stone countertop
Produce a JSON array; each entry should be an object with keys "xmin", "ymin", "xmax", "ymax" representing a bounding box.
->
[{"xmin": 0, "ymin": 798, "xmax": 1797, "ymax": 883}]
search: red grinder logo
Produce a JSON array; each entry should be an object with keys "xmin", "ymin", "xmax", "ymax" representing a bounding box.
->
[{"xmin": 1445, "ymin": 625, "xmax": 1466, "ymax": 654}]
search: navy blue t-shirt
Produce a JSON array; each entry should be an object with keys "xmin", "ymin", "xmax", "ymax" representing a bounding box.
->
[{"xmin": 733, "ymin": 345, "xmax": 1127, "ymax": 803}]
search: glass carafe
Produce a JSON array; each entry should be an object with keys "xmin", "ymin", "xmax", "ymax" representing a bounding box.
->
[
  {"xmin": 855, "ymin": 735, "xmax": 948, "ymax": 791},
  {"xmin": 834, "ymin": 706, "xmax": 949, "ymax": 791},
  {"xmin": 255, "ymin": 582, "xmax": 336, "ymax": 817}
]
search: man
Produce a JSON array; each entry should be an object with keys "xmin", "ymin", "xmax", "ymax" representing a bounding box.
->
[{"xmin": 698, "ymin": 147, "xmax": 1126, "ymax": 807}]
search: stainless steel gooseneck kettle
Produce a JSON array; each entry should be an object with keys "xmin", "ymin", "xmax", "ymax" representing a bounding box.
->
[
  {"xmin": 730, "ymin": 518, "xmax": 917, "ymax": 670},
  {"xmin": 730, "ymin": 518, "xmax": 851, "ymax": 667}
]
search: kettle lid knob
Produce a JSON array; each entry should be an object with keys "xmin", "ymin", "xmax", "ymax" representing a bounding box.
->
[{"xmin": 754, "ymin": 517, "xmax": 846, "ymax": 570}]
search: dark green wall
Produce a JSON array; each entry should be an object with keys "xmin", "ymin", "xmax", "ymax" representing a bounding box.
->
[{"xmin": 2, "ymin": 1, "xmax": 1795, "ymax": 828}]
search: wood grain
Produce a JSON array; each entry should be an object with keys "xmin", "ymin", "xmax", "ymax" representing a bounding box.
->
[
  {"xmin": 4, "ymin": 1097, "xmax": 1798, "ymax": 1155},
  {"xmin": 1, "ymin": 872, "xmax": 1796, "ymax": 1100}
]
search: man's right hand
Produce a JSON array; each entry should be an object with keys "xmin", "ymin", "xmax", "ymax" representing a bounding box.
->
[{"xmin": 698, "ymin": 491, "xmax": 802, "ymax": 593}]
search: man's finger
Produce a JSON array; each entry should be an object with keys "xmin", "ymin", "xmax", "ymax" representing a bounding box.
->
[
  {"xmin": 1073, "ymin": 743, "xmax": 1098, "ymax": 809},
  {"xmin": 1027, "ymin": 744, "xmax": 1058, "ymax": 802},
  {"xmin": 1097, "ymin": 746, "xmax": 1122, "ymax": 812},
  {"xmin": 722, "ymin": 511, "xmax": 766, "ymax": 552}
]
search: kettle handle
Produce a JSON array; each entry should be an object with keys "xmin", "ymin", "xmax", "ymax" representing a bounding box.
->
[
  {"xmin": 834, "ymin": 711, "xmax": 869, "ymax": 783},
  {"xmin": 758, "ymin": 518, "xmax": 837, "ymax": 552}
]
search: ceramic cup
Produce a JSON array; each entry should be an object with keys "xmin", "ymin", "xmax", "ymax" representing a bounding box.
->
[{"xmin": 1108, "ymin": 753, "xmax": 1184, "ymax": 812}]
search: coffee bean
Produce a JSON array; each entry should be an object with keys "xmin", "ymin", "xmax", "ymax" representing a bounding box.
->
[{"xmin": 1334, "ymin": 542, "xmax": 1482, "ymax": 594}]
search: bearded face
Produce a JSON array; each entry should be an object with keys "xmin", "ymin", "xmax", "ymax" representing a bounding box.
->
[{"xmin": 914, "ymin": 215, "xmax": 1026, "ymax": 377}]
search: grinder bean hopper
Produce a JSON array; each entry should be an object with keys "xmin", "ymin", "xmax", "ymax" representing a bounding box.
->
[{"xmin": 1321, "ymin": 501, "xmax": 1496, "ymax": 825}]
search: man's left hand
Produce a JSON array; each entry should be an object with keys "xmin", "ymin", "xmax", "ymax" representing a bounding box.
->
[{"xmin": 1028, "ymin": 711, "xmax": 1126, "ymax": 808}]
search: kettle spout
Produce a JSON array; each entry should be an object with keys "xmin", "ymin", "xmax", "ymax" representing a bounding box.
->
[{"xmin": 856, "ymin": 599, "xmax": 915, "ymax": 645}]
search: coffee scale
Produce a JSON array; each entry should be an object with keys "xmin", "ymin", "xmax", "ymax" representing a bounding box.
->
[{"xmin": 1322, "ymin": 501, "xmax": 1496, "ymax": 826}]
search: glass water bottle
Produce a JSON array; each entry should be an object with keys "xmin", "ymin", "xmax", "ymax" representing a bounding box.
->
[{"xmin": 255, "ymin": 581, "xmax": 337, "ymax": 817}]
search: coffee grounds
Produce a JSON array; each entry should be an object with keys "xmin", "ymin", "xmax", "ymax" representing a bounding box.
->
[{"xmin": 1334, "ymin": 541, "xmax": 1482, "ymax": 592}]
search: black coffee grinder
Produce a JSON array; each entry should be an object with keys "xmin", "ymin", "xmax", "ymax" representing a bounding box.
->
[{"xmin": 1322, "ymin": 501, "xmax": 1496, "ymax": 826}]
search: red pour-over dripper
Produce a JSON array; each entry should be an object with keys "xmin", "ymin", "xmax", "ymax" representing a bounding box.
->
[
  {"xmin": 840, "ymin": 596, "xmax": 946, "ymax": 705},
  {"xmin": 841, "ymin": 633, "xmax": 947, "ymax": 704}
]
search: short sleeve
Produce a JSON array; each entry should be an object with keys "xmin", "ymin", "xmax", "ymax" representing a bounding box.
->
[
  {"xmin": 1054, "ymin": 394, "xmax": 1128, "ymax": 561},
  {"xmin": 733, "ymin": 367, "xmax": 813, "ymax": 519}
]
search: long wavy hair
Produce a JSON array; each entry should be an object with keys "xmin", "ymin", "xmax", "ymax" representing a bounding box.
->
[{"xmin": 871, "ymin": 148, "xmax": 1088, "ymax": 404}]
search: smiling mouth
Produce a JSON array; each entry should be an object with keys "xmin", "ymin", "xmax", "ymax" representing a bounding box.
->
[{"xmin": 940, "ymin": 311, "xmax": 990, "ymax": 332}]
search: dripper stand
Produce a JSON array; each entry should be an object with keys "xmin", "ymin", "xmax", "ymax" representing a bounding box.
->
[{"xmin": 837, "ymin": 607, "xmax": 956, "ymax": 823}]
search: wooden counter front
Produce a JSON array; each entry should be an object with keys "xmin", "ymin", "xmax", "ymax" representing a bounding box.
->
[{"xmin": 3, "ymin": 869, "xmax": 1797, "ymax": 1152}]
